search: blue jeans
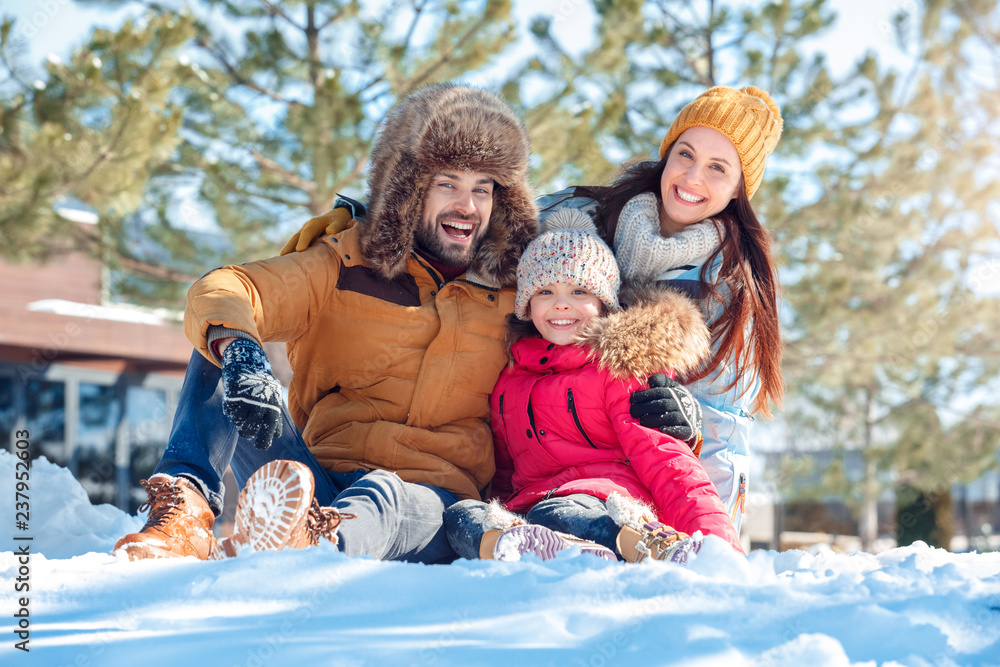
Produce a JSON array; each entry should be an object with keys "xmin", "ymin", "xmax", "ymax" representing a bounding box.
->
[
  {"xmin": 154, "ymin": 351, "xmax": 458, "ymax": 563},
  {"xmin": 444, "ymin": 494, "xmax": 623, "ymax": 560}
]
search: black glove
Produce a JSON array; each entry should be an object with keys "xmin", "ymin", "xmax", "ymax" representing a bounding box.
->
[
  {"xmin": 629, "ymin": 374, "xmax": 703, "ymax": 450},
  {"xmin": 220, "ymin": 338, "xmax": 283, "ymax": 450}
]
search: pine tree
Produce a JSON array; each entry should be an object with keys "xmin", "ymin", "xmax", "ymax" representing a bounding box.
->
[
  {"xmin": 772, "ymin": 0, "xmax": 1000, "ymax": 550},
  {"xmin": 522, "ymin": 0, "xmax": 1000, "ymax": 551},
  {"xmin": 3, "ymin": 0, "xmax": 520, "ymax": 305},
  {"xmin": 0, "ymin": 12, "xmax": 198, "ymax": 290},
  {"xmin": 4, "ymin": 0, "xmax": 997, "ymax": 552}
]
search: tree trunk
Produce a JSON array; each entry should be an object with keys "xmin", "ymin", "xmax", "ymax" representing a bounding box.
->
[
  {"xmin": 859, "ymin": 456, "xmax": 879, "ymax": 552},
  {"xmin": 859, "ymin": 389, "xmax": 879, "ymax": 552}
]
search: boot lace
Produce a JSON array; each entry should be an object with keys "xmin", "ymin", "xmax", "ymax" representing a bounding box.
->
[
  {"xmin": 634, "ymin": 522, "xmax": 688, "ymax": 562},
  {"xmin": 137, "ymin": 478, "xmax": 184, "ymax": 530},
  {"xmin": 306, "ymin": 499, "xmax": 356, "ymax": 546}
]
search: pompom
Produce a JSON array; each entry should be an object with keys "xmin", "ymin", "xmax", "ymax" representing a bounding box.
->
[
  {"xmin": 740, "ymin": 85, "xmax": 783, "ymax": 150},
  {"xmin": 542, "ymin": 207, "xmax": 600, "ymax": 237}
]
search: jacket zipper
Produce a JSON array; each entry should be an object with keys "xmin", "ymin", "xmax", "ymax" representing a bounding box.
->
[
  {"xmin": 566, "ymin": 388, "xmax": 598, "ymax": 449},
  {"xmin": 412, "ymin": 252, "xmax": 445, "ymax": 289},
  {"xmin": 499, "ymin": 393, "xmax": 508, "ymax": 438},
  {"xmin": 731, "ymin": 472, "xmax": 747, "ymax": 521}
]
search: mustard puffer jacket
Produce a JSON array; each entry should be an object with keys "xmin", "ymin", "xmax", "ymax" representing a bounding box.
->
[{"xmin": 185, "ymin": 224, "xmax": 513, "ymax": 501}]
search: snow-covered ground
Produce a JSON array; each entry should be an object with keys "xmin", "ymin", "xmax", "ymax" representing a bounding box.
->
[{"xmin": 2, "ymin": 451, "xmax": 1000, "ymax": 666}]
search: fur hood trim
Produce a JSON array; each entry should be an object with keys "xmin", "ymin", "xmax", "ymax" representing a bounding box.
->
[
  {"xmin": 573, "ymin": 283, "xmax": 711, "ymax": 380},
  {"xmin": 361, "ymin": 83, "xmax": 538, "ymax": 288}
]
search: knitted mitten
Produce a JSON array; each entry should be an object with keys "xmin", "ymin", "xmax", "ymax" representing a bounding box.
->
[
  {"xmin": 629, "ymin": 373, "xmax": 704, "ymax": 455},
  {"xmin": 221, "ymin": 339, "xmax": 284, "ymax": 450}
]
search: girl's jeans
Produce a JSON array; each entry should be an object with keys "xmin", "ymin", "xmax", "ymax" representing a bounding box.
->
[
  {"xmin": 444, "ymin": 494, "xmax": 622, "ymax": 560},
  {"xmin": 153, "ymin": 350, "xmax": 457, "ymax": 563}
]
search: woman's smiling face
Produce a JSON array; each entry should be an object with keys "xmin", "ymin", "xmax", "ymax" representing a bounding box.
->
[{"xmin": 658, "ymin": 126, "xmax": 742, "ymax": 236}]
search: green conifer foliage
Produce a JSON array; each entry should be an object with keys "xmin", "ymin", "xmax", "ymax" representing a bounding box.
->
[
  {"xmin": 2, "ymin": 0, "xmax": 519, "ymax": 305},
  {"xmin": 522, "ymin": 0, "xmax": 999, "ymax": 551},
  {"xmin": 775, "ymin": 1, "xmax": 1000, "ymax": 550},
  {"xmin": 1, "ymin": 12, "xmax": 196, "ymax": 282}
]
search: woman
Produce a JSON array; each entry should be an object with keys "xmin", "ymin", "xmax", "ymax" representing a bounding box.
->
[{"xmin": 537, "ymin": 86, "xmax": 784, "ymax": 532}]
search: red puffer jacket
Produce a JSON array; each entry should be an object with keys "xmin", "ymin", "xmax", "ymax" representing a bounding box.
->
[{"xmin": 490, "ymin": 287, "xmax": 744, "ymax": 553}]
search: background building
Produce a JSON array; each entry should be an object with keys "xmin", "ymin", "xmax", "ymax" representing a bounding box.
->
[{"xmin": 0, "ymin": 213, "xmax": 190, "ymax": 512}]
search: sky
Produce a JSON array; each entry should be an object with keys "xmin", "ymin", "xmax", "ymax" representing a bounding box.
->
[{"xmin": 1, "ymin": 0, "xmax": 913, "ymax": 79}]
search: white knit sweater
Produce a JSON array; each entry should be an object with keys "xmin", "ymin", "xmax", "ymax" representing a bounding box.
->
[{"xmin": 612, "ymin": 193, "xmax": 722, "ymax": 282}]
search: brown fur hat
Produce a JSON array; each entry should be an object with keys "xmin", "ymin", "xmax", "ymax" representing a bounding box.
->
[{"xmin": 361, "ymin": 83, "xmax": 538, "ymax": 288}]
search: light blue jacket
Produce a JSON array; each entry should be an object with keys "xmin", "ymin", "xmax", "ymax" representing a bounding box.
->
[{"xmin": 537, "ymin": 188, "xmax": 752, "ymax": 532}]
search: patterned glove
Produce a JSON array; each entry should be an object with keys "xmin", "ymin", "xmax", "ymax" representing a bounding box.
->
[
  {"xmin": 629, "ymin": 374, "xmax": 703, "ymax": 455},
  {"xmin": 220, "ymin": 339, "xmax": 283, "ymax": 450}
]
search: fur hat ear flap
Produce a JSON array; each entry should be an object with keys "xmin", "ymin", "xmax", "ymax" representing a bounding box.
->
[
  {"xmin": 467, "ymin": 184, "xmax": 540, "ymax": 288},
  {"xmin": 359, "ymin": 155, "xmax": 426, "ymax": 279}
]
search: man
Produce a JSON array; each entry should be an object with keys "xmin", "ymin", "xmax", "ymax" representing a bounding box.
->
[{"xmin": 114, "ymin": 83, "xmax": 538, "ymax": 563}]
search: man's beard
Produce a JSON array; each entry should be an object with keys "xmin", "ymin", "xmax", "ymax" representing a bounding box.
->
[{"xmin": 413, "ymin": 210, "xmax": 487, "ymax": 268}]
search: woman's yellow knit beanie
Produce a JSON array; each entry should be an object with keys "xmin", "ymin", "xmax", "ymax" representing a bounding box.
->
[{"xmin": 658, "ymin": 86, "xmax": 782, "ymax": 199}]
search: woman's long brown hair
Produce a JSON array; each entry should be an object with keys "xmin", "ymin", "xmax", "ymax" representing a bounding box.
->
[{"xmin": 569, "ymin": 148, "xmax": 784, "ymax": 417}]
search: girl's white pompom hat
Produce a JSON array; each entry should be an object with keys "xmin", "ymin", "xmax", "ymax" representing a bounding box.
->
[{"xmin": 514, "ymin": 208, "xmax": 621, "ymax": 320}]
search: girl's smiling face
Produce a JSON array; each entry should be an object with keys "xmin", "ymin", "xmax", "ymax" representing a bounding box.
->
[
  {"xmin": 528, "ymin": 283, "xmax": 604, "ymax": 346},
  {"xmin": 659, "ymin": 126, "xmax": 742, "ymax": 236}
]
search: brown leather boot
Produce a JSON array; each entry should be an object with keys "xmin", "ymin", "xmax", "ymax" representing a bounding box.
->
[
  {"xmin": 212, "ymin": 460, "xmax": 353, "ymax": 558},
  {"xmin": 616, "ymin": 522, "xmax": 703, "ymax": 564},
  {"xmin": 113, "ymin": 474, "xmax": 218, "ymax": 561}
]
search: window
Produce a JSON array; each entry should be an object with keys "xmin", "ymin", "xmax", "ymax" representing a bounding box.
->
[
  {"xmin": 77, "ymin": 383, "xmax": 120, "ymax": 506},
  {"xmin": 126, "ymin": 386, "xmax": 171, "ymax": 512},
  {"xmin": 25, "ymin": 379, "xmax": 65, "ymax": 467},
  {"xmin": 0, "ymin": 376, "xmax": 15, "ymax": 449}
]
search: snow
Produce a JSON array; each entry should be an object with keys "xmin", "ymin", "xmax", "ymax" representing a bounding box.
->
[
  {"xmin": 3, "ymin": 451, "xmax": 1000, "ymax": 666},
  {"xmin": 26, "ymin": 299, "xmax": 182, "ymax": 326}
]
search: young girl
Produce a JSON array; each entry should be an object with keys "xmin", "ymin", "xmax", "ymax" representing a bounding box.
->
[
  {"xmin": 443, "ymin": 209, "xmax": 744, "ymax": 562},
  {"xmin": 539, "ymin": 86, "xmax": 784, "ymax": 533}
]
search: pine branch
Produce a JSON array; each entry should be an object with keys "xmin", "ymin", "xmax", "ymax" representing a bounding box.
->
[
  {"xmin": 399, "ymin": 0, "xmax": 429, "ymax": 57},
  {"xmin": 407, "ymin": 13, "xmax": 497, "ymax": 92},
  {"xmin": 653, "ymin": 0, "xmax": 714, "ymax": 86},
  {"xmin": 69, "ymin": 222, "xmax": 198, "ymax": 283},
  {"xmin": 251, "ymin": 150, "xmax": 317, "ymax": 195},
  {"xmin": 0, "ymin": 44, "xmax": 32, "ymax": 94},
  {"xmin": 766, "ymin": 10, "xmax": 784, "ymax": 94},
  {"xmin": 50, "ymin": 28, "xmax": 175, "ymax": 204},
  {"xmin": 318, "ymin": 5, "xmax": 353, "ymax": 31},
  {"xmin": 329, "ymin": 156, "xmax": 368, "ymax": 199},
  {"xmin": 705, "ymin": 0, "xmax": 716, "ymax": 84},
  {"xmin": 198, "ymin": 40, "xmax": 303, "ymax": 107},
  {"xmin": 236, "ymin": 186, "xmax": 310, "ymax": 209},
  {"xmin": 914, "ymin": 397, "xmax": 1000, "ymax": 430},
  {"xmin": 260, "ymin": 0, "xmax": 304, "ymax": 31}
]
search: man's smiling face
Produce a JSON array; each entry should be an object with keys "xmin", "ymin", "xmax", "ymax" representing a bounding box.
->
[{"xmin": 415, "ymin": 170, "xmax": 494, "ymax": 267}]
